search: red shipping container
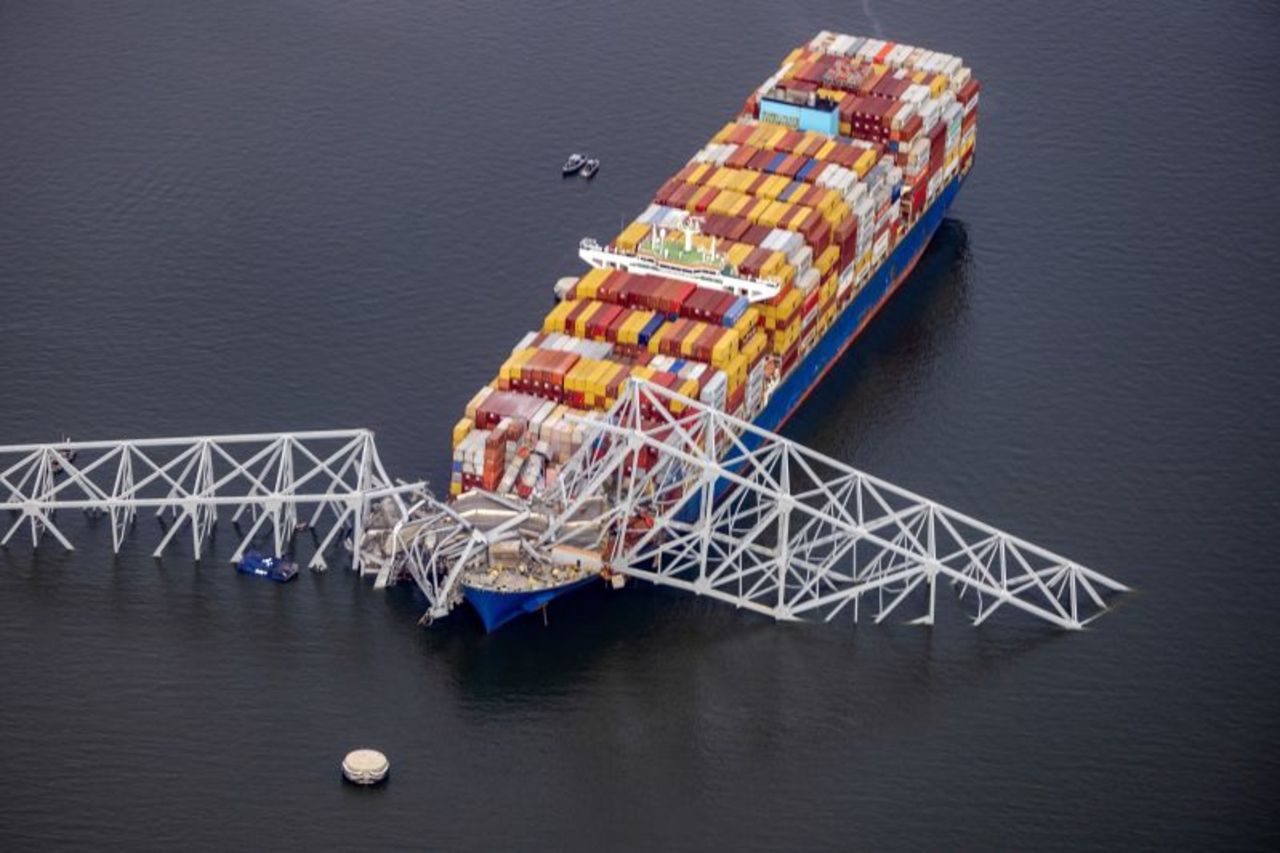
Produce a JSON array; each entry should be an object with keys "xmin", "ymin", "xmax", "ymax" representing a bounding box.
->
[
  {"xmin": 727, "ymin": 145, "xmax": 758, "ymax": 169},
  {"xmin": 588, "ymin": 304, "xmax": 624, "ymax": 340},
  {"xmin": 693, "ymin": 325, "xmax": 723, "ymax": 362},
  {"xmin": 599, "ymin": 270, "xmax": 627, "ymax": 304},
  {"xmin": 744, "ymin": 172, "xmax": 771, "ymax": 196},
  {"xmin": 778, "ymin": 154, "xmax": 804, "ymax": 178},
  {"xmin": 670, "ymin": 182, "xmax": 698, "ymax": 208},
  {"xmin": 709, "ymin": 292, "xmax": 738, "ymax": 325},
  {"xmin": 606, "ymin": 307, "xmax": 632, "ymax": 342},
  {"xmin": 929, "ymin": 121, "xmax": 947, "ymax": 170},
  {"xmin": 693, "ymin": 187, "xmax": 720, "ymax": 213},
  {"xmin": 728, "ymin": 124, "xmax": 755, "ymax": 145},
  {"xmin": 674, "ymin": 163, "xmax": 700, "ymax": 184},
  {"xmin": 563, "ymin": 300, "xmax": 590, "ymax": 332},
  {"xmin": 776, "ymin": 129, "xmax": 805, "ymax": 153},
  {"xmin": 740, "ymin": 247, "xmax": 771, "ymax": 277}
]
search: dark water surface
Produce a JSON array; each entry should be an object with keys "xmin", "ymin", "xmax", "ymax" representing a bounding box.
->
[{"xmin": 2, "ymin": 1, "xmax": 1278, "ymax": 849}]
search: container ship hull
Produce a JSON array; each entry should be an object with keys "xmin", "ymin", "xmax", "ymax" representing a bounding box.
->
[
  {"xmin": 462, "ymin": 172, "xmax": 964, "ymax": 633},
  {"xmin": 449, "ymin": 31, "xmax": 980, "ymax": 632}
]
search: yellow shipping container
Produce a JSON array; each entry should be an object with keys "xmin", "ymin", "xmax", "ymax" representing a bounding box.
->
[
  {"xmin": 618, "ymin": 311, "xmax": 647, "ymax": 346},
  {"xmin": 687, "ymin": 163, "xmax": 711, "ymax": 186},
  {"xmin": 711, "ymin": 334, "xmax": 739, "ymax": 369},
  {"xmin": 756, "ymin": 175, "xmax": 785, "ymax": 200},
  {"xmin": 733, "ymin": 307, "xmax": 760, "ymax": 338},
  {"xmin": 615, "ymin": 221, "xmax": 651, "ymax": 253},
  {"xmin": 784, "ymin": 206, "xmax": 811, "ymax": 232},
  {"xmin": 726, "ymin": 242, "xmax": 754, "ymax": 268},
  {"xmin": 707, "ymin": 168, "xmax": 735, "ymax": 190},
  {"xmin": 631, "ymin": 365, "xmax": 656, "ymax": 383},
  {"xmin": 778, "ymin": 287, "xmax": 803, "ymax": 321},
  {"xmin": 647, "ymin": 322, "xmax": 673, "ymax": 354},
  {"xmin": 730, "ymin": 169, "xmax": 758, "ymax": 193},
  {"xmin": 755, "ymin": 201, "xmax": 782, "ymax": 227},
  {"xmin": 566, "ymin": 358, "xmax": 599, "ymax": 394},
  {"xmin": 852, "ymin": 148, "xmax": 878, "ymax": 178},
  {"xmin": 728, "ymin": 194, "xmax": 755, "ymax": 218},
  {"xmin": 708, "ymin": 190, "xmax": 741, "ymax": 216},
  {"xmin": 815, "ymin": 140, "xmax": 837, "ymax": 161},
  {"xmin": 576, "ymin": 267, "xmax": 611, "ymax": 300},
  {"xmin": 581, "ymin": 362, "xmax": 606, "ymax": 406},
  {"xmin": 765, "ymin": 125, "xmax": 789, "ymax": 149},
  {"xmin": 815, "ymin": 245, "xmax": 841, "ymax": 276},
  {"xmin": 745, "ymin": 197, "xmax": 772, "ymax": 225},
  {"xmin": 452, "ymin": 417, "xmax": 473, "ymax": 447},
  {"xmin": 543, "ymin": 300, "xmax": 575, "ymax": 333},
  {"xmin": 505, "ymin": 347, "xmax": 537, "ymax": 381},
  {"xmin": 596, "ymin": 361, "xmax": 623, "ymax": 394},
  {"xmin": 820, "ymin": 275, "xmax": 837, "ymax": 304},
  {"xmin": 683, "ymin": 186, "xmax": 708, "ymax": 212},
  {"xmin": 760, "ymin": 251, "xmax": 785, "ymax": 278},
  {"xmin": 574, "ymin": 301, "xmax": 601, "ymax": 338},
  {"xmin": 802, "ymin": 131, "xmax": 827, "ymax": 156},
  {"xmin": 712, "ymin": 122, "xmax": 739, "ymax": 144}
]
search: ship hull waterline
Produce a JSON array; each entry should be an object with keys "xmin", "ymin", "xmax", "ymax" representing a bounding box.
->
[{"xmin": 460, "ymin": 172, "xmax": 965, "ymax": 633}]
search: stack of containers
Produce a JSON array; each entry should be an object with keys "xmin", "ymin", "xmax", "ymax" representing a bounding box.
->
[{"xmin": 450, "ymin": 32, "xmax": 977, "ymax": 498}]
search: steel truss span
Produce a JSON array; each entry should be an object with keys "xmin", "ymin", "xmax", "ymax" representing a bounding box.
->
[
  {"xmin": 0, "ymin": 430, "xmax": 419, "ymax": 572},
  {"xmin": 544, "ymin": 380, "xmax": 1129, "ymax": 629}
]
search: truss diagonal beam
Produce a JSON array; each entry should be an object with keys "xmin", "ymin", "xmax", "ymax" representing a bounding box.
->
[{"xmin": 0, "ymin": 430, "xmax": 420, "ymax": 574}]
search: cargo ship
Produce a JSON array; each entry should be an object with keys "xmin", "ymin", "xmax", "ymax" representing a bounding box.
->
[{"xmin": 449, "ymin": 32, "xmax": 981, "ymax": 631}]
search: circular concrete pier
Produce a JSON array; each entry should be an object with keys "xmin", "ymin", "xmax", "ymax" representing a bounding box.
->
[{"xmin": 342, "ymin": 749, "xmax": 389, "ymax": 785}]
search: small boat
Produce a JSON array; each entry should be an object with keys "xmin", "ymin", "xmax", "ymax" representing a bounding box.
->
[
  {"xmin": 50, "ymin": 437, "xmax": 77, "ymax": 475},
  {"xmin": 580, "ymin": 158, "xmax": 600, "ymax": 179},
  {"xmin": 562, "ymin": 153, "xmax": 586, "ymax": 175},
  {"xmin": 236, "ymin": 550, "xmax": 298, "ymax": 583}
]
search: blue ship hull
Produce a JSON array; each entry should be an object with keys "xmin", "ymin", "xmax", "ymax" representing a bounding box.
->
[
  {"xmin": 461, "ymin": 173, "xmax": 964, "ymax": 632},
  {"xmin": 463, "ymin": 575, "xmax": 599, "ymax": 633}
]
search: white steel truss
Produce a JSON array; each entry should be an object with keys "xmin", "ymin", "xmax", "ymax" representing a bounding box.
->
[
  {"xmin": 386, "ymin": 380, "xmax": 1127, "ymax": 630},
  {"xmin": 0, "ymin": 430, "xmax": 418, "ymax": 571},
  {"xmin": 546, "ymin": 380, "xmax": 1128, "ymax": 629}
]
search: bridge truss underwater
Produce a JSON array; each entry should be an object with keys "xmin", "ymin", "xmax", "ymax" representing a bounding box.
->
[{"xmin": 2, "ymin": 383, "xmax": 1128, "ymax": 633}]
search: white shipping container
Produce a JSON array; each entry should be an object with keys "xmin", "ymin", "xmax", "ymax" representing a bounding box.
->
[
  {"xmin": 902, "ymin": 83, "xmax": 931, "ymax": 106},
  {"xmin": 796, "ymin": 266, "xmax": 822, "ymax": 294},
  {"xmin": 856, "ymin": 39, "xmax": 883, "ymax": 61},
  {"xmin": 789, "ymin": 244, "xmax": 814, "ymax": 274}
]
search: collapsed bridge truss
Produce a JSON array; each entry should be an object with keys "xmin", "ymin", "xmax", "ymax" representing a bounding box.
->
[
  {"xmin": 387, "ymin": 380, "xmax": 1128, "ymax": 630},
  {"xmin": 0, "ymin": 430, "xmax": 418, "ymax": 571}
]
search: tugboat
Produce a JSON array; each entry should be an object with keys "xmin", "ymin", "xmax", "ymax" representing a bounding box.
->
[
  {"xmin": 562, "ymin": 152, "xmax": 586, "ymax": 175},
  {"xmin": 236, "ymin": 550, "xmax": 299, "ymax": 583},
  {"xmin": 580, "ymin": 157, "xmax": 600, "ymax": 179}
]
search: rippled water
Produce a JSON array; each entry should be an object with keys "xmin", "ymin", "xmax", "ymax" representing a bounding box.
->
[{"xmin": 2, "ymin": 1, "xmax": 1278, "ymax": 849}]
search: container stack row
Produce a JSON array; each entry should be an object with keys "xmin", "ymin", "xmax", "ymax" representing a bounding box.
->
[{"xmin": 448, "ymin": 32, "xmax": 978, "ymax": 499}]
